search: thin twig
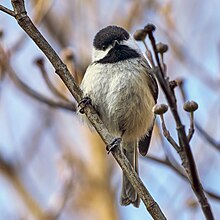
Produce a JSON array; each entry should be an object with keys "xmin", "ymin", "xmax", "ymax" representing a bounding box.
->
[
  {"xmin": 187, "ymin": 112, "xmax": 195, "ymax": 142},
  {"xmin": 0, "ymin": 5, "xmax": 15, "ymax": 17},
  {"xmin": 155, "ymin": 120, "xmax": 183, "ymax": 173},
  {"xmin": 143, "ymin": 40, "xmax": 155, "ymax": 67},
  {"xmin": 159, "ymin": 114, "xmax": 180, "ymax": 151}
]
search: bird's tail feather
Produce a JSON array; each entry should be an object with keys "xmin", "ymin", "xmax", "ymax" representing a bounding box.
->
[{"xmin": 120, "ymin": 141, "xmax": 140, "ymax": 208}]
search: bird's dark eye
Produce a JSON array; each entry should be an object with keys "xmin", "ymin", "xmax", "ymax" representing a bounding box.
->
[{"xmin": 102, "ymin": 45, "xmax": 107, "ymax": 50}]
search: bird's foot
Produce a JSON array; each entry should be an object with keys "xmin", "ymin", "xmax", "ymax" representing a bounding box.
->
[
  {"xmin": 78, "ymin": 96, "xmax": 91, "ymax": 114},
  {"xmin": 106, "ymin": 138, "xmax": 122, "ymax": 154}
]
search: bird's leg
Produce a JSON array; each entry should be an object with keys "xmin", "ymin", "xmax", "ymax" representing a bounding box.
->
[{"xmin": 78, "ymin": 96, "xmax": 92, "ymax": 114}]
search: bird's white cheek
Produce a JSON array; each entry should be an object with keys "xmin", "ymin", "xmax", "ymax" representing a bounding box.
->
[{"xmin": 92, "ymin": 47, "xmax": 111, "ymax": 62}]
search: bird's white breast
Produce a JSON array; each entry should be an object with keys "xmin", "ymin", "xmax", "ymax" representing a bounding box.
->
[{"xmin": 80, "ymin": 58, "xmax": 155, "ymax": 142}]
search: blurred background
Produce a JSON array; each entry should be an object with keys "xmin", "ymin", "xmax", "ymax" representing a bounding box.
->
[{"xmin": 0, "ymin": 0, "xmax": 219, "ymax": 219}]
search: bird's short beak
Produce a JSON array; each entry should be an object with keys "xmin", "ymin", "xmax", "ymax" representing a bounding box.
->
[{"xmin": 113, "ymin": 40, "xmax": 120, "ymax": 47}]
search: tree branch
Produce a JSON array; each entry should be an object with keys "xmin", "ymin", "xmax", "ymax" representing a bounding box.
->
[{"xmin": 146, "ymin": 25, "xmax": 214, "ymax": 219}]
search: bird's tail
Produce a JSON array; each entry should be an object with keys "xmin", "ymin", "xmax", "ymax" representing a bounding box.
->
[{"xmin": 120, "ymin": 141, "xmax": 140, "ymax": 208}]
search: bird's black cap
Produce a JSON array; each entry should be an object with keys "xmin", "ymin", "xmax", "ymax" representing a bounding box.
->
[{"xmin": 93, "ymin": 26, "xmax": 129, "ymax": 50}]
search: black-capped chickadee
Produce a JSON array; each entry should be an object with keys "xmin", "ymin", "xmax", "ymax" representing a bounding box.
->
[{"xmin": 80, "ymin": 26, "xmax": 158, "ymax": 207}]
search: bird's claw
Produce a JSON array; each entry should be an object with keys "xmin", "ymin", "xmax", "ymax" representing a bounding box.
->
[
  {"xmin": 78, "ymin": 97, "xmax": 91, "ymax": 114},
  {"xmin": 106, "ymin": 138, "xmax": 122, "ymax": 154}
]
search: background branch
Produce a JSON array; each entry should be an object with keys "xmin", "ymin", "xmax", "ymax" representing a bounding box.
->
[
  {"xmin": 144, "ymin": 155, "xmax": 220, "ymax": 201},
  {"xmin": 0, "ymin": 155, "xmax": 49, "ymax": 220},
  {"xmin": 7, "ymin": 64, "xmax": 76, "ymax": 112},
  {"xmin": 146, "ymin": 26, "xmax": 214, "ymax": 219},
  {"xmin": 34, "ymin": 57, "xmax": 73, "ymax": 104},
  {"xmin": 177, "ymin": 79, "xmax": 220, "ymax": 151},
  {"xmin": 195, "ymin": 123, "xmax": 220, "ymax": 151}
]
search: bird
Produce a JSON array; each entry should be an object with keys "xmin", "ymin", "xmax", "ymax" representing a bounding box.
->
[{"xmin": 79, "ymin": 25, "xmax": 158, "ymax": 207}]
